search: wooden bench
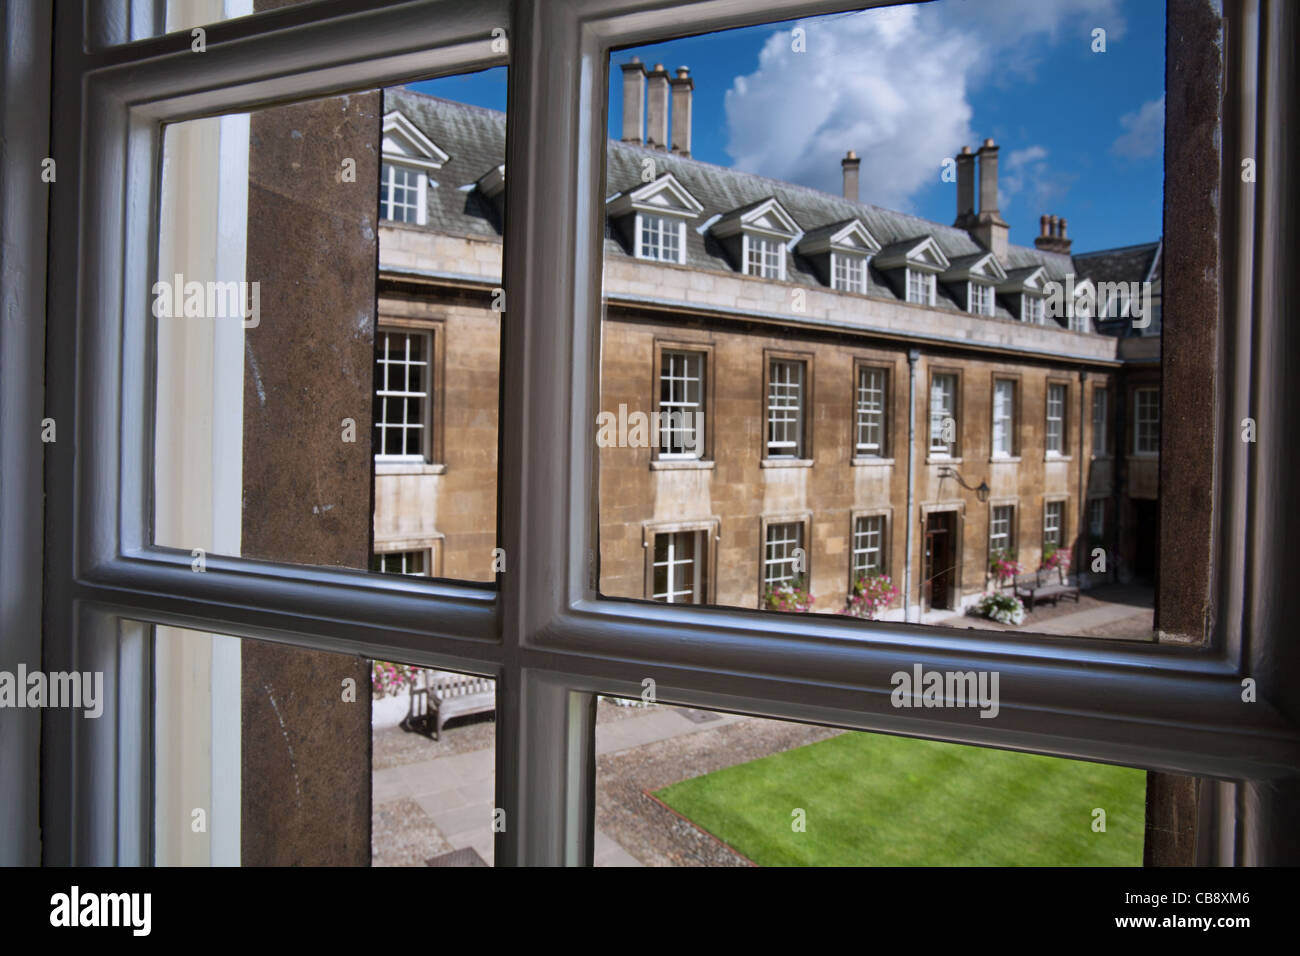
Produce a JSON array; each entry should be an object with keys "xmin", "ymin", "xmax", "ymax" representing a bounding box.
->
[
  {"xmin": 405, "ymin": 670, "xmax": 496, "ymax": 740},
  {"xmin": 1010, "ymin": 567, "xmax": 1080, "ymax": 612}
]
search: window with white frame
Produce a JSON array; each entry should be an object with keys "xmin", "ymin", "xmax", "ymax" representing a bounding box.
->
[
  {"xmin": 1046, "ymin": 383, "xmax": 1067, "ymax": 455},
  {"xmin": 1088, "ymin": 498, "xmax": 1105, "ymax": 539},
  {"xmin": 968, "ymin": 281, "xmax": 994, "ymax": 316},
  {"xmin": 371, "ymin": 550, "xmax": 429, "ymax": 576},
  {"xmin": 745, "ymin": 235, "xmax": 783, "ymax": 279},
  {"xmin": 832, "ymin": 253, "xmax": 867, "ymax": 293},
  {"xmin": 1044, "ymin": 500, "xmax": 1065, "ymax": 552},
  {"xmin": 380, "ymin": 162, "xmax": 425, "ymax": 224},
  {"xmin": 373, "ymin": 329, "xmax": 431, "ymax": 461},
  {"xmin": 1069, "ymin": 294, "xmax": 1092, "ymax": 332},
  {"xmin": 990, "ymin": 504, "xmax": 1014, "ymax": 556},
  {"xmin": 906, "ymin": 268, "xmax": 935, "ymax": 305},
  {"xmin": 637, "ymin": 213, "xmax": 684, "ymax": 264},
  {"xmin": 854, "ymin": 366, "xmax": 886, "ymax": 457},
  {"xmin": 763, "ymin": 521, "xmax": 804, "ymax": 589},
  {"xmin": 658, "ymin": 349, "xmax": 704, "ymax": 458},
  {"xmin": 766, "ymin": 359, "xmax": 805, "ymax": 458},
  {"xmin": 929, "ymin": 373, "xmax": 957, "ymax": 457},
  {"xmin": 851, "ymin": 515, "xmax": 885, "ymax": 577},
  {"xmin": 1134, "ymin": 387, "xmax": 1160, "ymax": 454},
  {"xmin": 651, "ymin": 531, "xmax": 703, "ymax": 604},
  {"xmin": 992, "ymin": 379, "xmax": 1015, "ymax": 457},
  {"xmin": 1023, "ymin": 294, "xmax": 1045, "ymax": 324},
  {"xmin": 1092, "ymin": 388, "xmax": 1109, "ymax": 455}
]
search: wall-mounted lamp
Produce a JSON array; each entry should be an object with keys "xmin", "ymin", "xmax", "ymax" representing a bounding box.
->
[{"xmin": 938, "ymin": 466, "xmax": 990, "ymax": 503}]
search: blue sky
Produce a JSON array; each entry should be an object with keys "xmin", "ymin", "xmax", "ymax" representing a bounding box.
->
[{"xmin": 409, "ymin": 0, "xmax": 1164, "ymax": 254}]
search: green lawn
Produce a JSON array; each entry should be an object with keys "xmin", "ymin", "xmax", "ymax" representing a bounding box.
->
[{"xmin": 655, "ymin": 732, "xmax": 1145, "ymax": 866}]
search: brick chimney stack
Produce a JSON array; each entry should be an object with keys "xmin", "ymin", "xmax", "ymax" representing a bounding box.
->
[
  {"xmin": 620, "ymin": 58, "xmax": 645, "ymax": 143},
  {"xmin": 1034, "ymin": 213, "xmax": 1073, "ymax": 254},
  {"xmin": 971, "ymin": 138, "xmax": 1009, "ymax": 261},
  {"xmin": 670, "ymin": 66, "xmax": 693, "ymax": 156},
  {"xmin": 954, "ymin": 145, "xmax": 976, "ymax": 228},
  {"xmin": 646, "ymin": 63, "xmax": 670, "ymax": 149},
  {"xmin": 841, "ymin": 150, "xmax": 861, "ymax": 201}
]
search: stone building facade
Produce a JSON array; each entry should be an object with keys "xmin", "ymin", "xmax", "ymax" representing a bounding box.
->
[{"xmin": 372, "ymin": 82, "xmax": 1161, "ymax": 622}]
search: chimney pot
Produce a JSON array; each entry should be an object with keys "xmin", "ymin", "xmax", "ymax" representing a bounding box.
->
[
  {"xmin": 669, "ymin": 65, "xmax": 694, "ymax": 155},
  {"xmin": 1049, "ymin": 214, "xmax": 1060, "ymax": 237},
  {"xmin": 1040, "ymin": 214, "xmax": 1049, "ymax": 237},
  {"xmin": 646, "ymin": 64, "xmax": 670, "ymax": 149},
  {"xmin": 841, "ymin": 150, "xmax": 861, "ymax": 201},
  {"xmin": 1059, "ymin": 217, "xmax": 1068, "ymax": 237}
]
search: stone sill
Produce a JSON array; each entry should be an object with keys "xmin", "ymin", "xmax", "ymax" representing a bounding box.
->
[
  {"xmin": 926, "ymin": 456, "xmax": 962, "ymax": 466},
  {"xmin": 650, "ymin": 458, "xmax": 715, "ymax": 471},
  {"xmin": 851, "ymin": 457, "xmax": 894, "ymax": 467},
  {"xmin": 761, "ymin": 458, "xmax": 814, "ymax": 469},
  {"xmin": 375, "ymin": 461, "xmax": 446, "ymax": 476},
  {"xmin": 989, "ymin": 455, "xmax": 1022, "ymax": 464},
  {"xmin": 1044, "ymin": 454, "xmax": 1073, "ymax": 463}
]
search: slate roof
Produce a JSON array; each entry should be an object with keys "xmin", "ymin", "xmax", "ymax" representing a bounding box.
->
[
  {"xmin": 383, "ymin": 88, "xmax": 1159, "ymax": 335},
  {"xmin": 1073, "ymin": 241, "xmax": 1163, "ymax": 338}
]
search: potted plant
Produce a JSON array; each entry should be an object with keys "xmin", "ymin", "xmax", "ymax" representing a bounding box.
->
[
  {"xmin": 762, "ymin": 576, "xmax": 815, "ymax": 612},
  {"xmin": 989, "ymin": 549, "xmax": 1022, "ymax": 587},
  {"xmin": 1040, "ymin": 546, "xmax": 1071, "ymax": 574},
  {"xmin": 842, "ymin": 571, "xmax": 899, "ymax": 620},
  {"xmin": 970, "ymin": 591, "xmax": 1027, "ymax": 626}
]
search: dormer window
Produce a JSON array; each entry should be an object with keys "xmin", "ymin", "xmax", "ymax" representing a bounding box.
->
[
  {"xmin": 380, "ymin": 111, "xmax": 449, "ymax": 228},
  {"xmin": 968, "ymin": 281, "xmax": 994, "ymax": 316},
  {"xmin": 832, "ymin": 253, "xmax": 867, "ymax": 293},
  {"xmin": 607, "ymin": 172, "xmax": 702, "ymax": 267},
  {"xmin": 745, "ymin": 235, "xmax": 783, "ymax": 279},
  {"xmin": 381, "ymin": 163, "xmax": 425, "ymax": 224},
  {"xmin": 797, "ymin": 219, "xmax": 879, "ymax": 293},
  {"xmin": 638, "ymin": 213, "xmax": 684, "ymax": 264},
  {"xmin": 874, "ymin": 235, "xmax": 949, "ymax": 308},
  {"xmin": 906, "ymin": 269, "xmax": 936, "ymax": 305},
  {"xmin": 942, "ymin": 251, "xmax": 1006, "ymax": 316},
  {"xmin": 1022, "ymin": 294, "xmax": 1045, "ymax": 324},
  {"xmin": 711, "ymin": 197, "xmax": 800, "ymax": 282}
]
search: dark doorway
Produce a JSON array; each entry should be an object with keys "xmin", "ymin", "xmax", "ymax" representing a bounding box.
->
[
  {"xmin": 1133, "ymin": 500, "xmax": 1158, "ymax": 583},
  {"xmin": 923, "ymin": 511, "xmax": 958, "ymax": 611}
]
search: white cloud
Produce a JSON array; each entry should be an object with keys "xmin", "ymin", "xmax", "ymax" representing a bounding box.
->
[
  {"xmin": 722, "ymin": 0, "xmax": 1124, "ymax": 211},
  {"xmin": 1111, "ymin": 94, "xmax": 1165, "ymax": 160}
]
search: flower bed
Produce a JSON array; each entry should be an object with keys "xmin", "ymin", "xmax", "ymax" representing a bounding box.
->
[
  {"xmin": 842, "ymin": 572, "xmax": 899, "ymax": 620},
  {"xmin": 762, "ymin": 578, "xmax": 815, "ymax": 612},
  {"xmin": 969, "ymin": 591, "xmax": 1026, "ymax": 626}
]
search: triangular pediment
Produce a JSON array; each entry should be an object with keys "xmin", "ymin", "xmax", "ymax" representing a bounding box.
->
[
  {"xmin": 875, "ymin": 235, "xmax": 950, "ymax": 273},
  {"xmin": 382, "ymin": 111, "xmax": 450, "ymax": 170},
  {"xmin": 712, "ymin": 197, "xmax": 800, "ymax": 240},
  {"xmin": 607, "ymin": 172, "xmax": 704, "ymax": 219}
]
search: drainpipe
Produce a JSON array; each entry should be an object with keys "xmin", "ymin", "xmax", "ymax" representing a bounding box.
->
[
  {"xmin": 904, "ymin": 349, "xmax": 920, "ymax": 623},
  {"xmin": 1078, "ymin": 369, "xmax": 1088, "ymax": 587}
]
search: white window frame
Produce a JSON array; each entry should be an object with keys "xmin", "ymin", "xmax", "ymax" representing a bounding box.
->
[
  {"xmin": 854, "ymin": 365, "xmax": 886, "ymax": 457},
  {"xmin": 743, "ymin": 233, "xmax": 784, "ymax": 279},
  {"xmin": 373, "ymin": 328, "xmax": 433, "ymax": 463},
  {"xmin": 831, "ymin": 251, "xmax": 867, "ymax": 293},
  {"xmin": 766, "ymin": 358, "xmax": 805, "ymax": 458},
  {"xmin": 372, "ymin": 548, "xmax": 431, "ymax": 576},
  {"xmin": 929, "ymin": 372, "xmax": 957, "ymax": 458},
  {"xmin": 1088, "ymin": 498, "xmax": 1105, "ymax": 540},
  {"xmin": 635, "ymin": 211, "xmax": 685, "ymax": 264},
  {"xmin": 851, "ymin": 514, "xmax": 885, "ymax": 578},
  {"xmin": 24, "ymin": 0, "xmax": 1292, "ymax": 868},
  {"xmin": 1046, "ymin": 382, "xmax": 1067, "ymax": 456},
  {"xmin": 651, "ymin": 530, "xmax": 703, "ymax": 604},
  {"xmin": 1134, "ymin": 387, "xmax": 1160, "ymax": 455},
  {"xmin": 763, "ymin": 521, "xmax": 804, "ymax": 589},
  {"xmin": 657, "ymin": 349, "xmax": 704, "ymax": 459},
  {"xmin": 992, "ymin": 379, "xmax": 1015, "ymax": 458},
  {"xmin": 1043, "ymin": 500, "xmax": 1065, "ymax": 552},
  {"xmin": 968, "ymin": 280, "xmax": 993, "ymax": 316},
  {"xmin": 380, "ymin": 160, "xmax": 427, "ymax": 225},
  {"xmin": 1022, "ymin": 294, "xmax": 1045, "ymax": 324},
  {"xmin": 906, "ymin": 268, "xmax": 935, "ymax": 305},
  {"xmin": 989, "ymin": 504, "xmax": 1014, "ymax": 557}
]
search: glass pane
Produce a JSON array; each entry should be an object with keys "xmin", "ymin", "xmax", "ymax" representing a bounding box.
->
[
  {"xmin": 595, "ymin": 698, "xmax": 1145, "ymax": 866},
  {"xmin": 597, "ymin": 1, "xmax": 1166, "ymax": 642},
  {"xmin": 151, "ymin": 69, "xmax": 507, "ymax": 584}
]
